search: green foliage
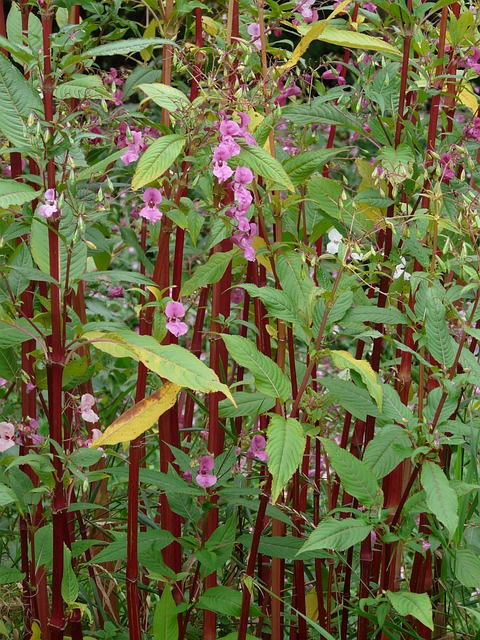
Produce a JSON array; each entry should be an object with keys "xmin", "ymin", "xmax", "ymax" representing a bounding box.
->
[{"xmin": 267, "ymin": 416, "xmax": 306, "ymax": 503}]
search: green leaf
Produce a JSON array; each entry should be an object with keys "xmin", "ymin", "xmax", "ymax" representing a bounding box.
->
[
  {"xmin": 6, "ymin": 3, "xmax": 42, "ymax": 61},
  {"xmin": 218, "ymin": 391, "xmax": 276, "ymax": 418},
  {"xmin": 0, "ymin": 347, "xmax": 20, "ymax": 379},
  {"xmin": 34, "ymin": 525, "xmax": 53, "ymax": 571},
  {"xmin": 314, "ymin": 26, "xmax": 401, "ymax": 56},
  {"xmin": 236, "ymin": 145, "xmax": 294, "ymax": 192},
  {"xmin": 93, "ymin": 530, "xmax": 174, "ymax": 564},
  {"xmin": 320, "ymin": 438, "xmax": 382, "ymax": 508},
  {"xmin": 276, "ymin": 250, "xmax": 316, "ymax": 325},
  {"xmin": 61, "ymin": 546, "xmax": 79, "ymax": 606},
  {"xmin": 0, "ymin": 35, "xmax": 34, "ymax": 65},
  {"xmin": 54, "ymin": 75, "xmax": 110, "ymax": 100},
  {"xmin": 0, "ymin": 566, "xmax": 25, "ymax": 585},
  {"xmin": 222, "ymin": 334, "xmax": 290, "ymax": 401},
  {"xmin": 132, "ymin": 134, "xmax": 186, "ymax": 190},
  {"xmin": 386, "ymin": 590, "xmax": 433, "ymax": 631},
  {"xmin": 300, "ymin": 517, "xmax": 373, "ymax": 553},
  {"xmin": 319, "ymin": 377, "xmax": 379, "ymax": 421},
  {"xmin": 421, "ymin": 461, "xmax": 458, "ymax": 536},
  {"xmin": 137, "ymin": 83, "xmax": 189, "ymax": 112},
  {"xmin": 343, "ymin": 306, "xmax": 408, "ymax": 325},
  {"xmin": 267, "ymin": 416, "xmax": 306, "ymax": 504},
  {"xmin": 197, "ymin": 586, "xmax": 260, "ymax": 617},
  {"xmin": 0, "ymin": 319, "xmax": 33, "ymax": 347},
  {"xmin": 242, "ymin": 284, "xmax": 299, "ymax": 324},
  {"xmin": 79, "ymin": 38, "xmax": 175, "ymax": 59},
  {"xmin": 0, "ymin": 54, "xmax": 43, "ymax": 149},
  {"xmin": 329, "ymin": 350, "xmax": 382, "ymax": 410},
  {"xmin": 363, "ymin": 425, "xmax": 412, "ymax": 479},
  {"xmin": 454, "ymin": 548, "xmax": 480, "ymax": 588},
  {"xmin": 180, "ymin": 249, "xmax": 238, "ymax": 297},
  {"xmin": 0, "ymin": 179, "xmax": 37, "ymax": 208},
  {"xmin": 153, "ymin": 585, "xmax": 178, "ymax": 640},
  {"xmin": 284, "ymin": 103, "xmax": 361, "ymax": 132},
  {"xmin": 283, "ymin": 149, "xmax": 344, "ymax": 185},
  {"xmin": 82, "ymin": 326, "xmax": 234, "ymax": 402},
  {"xmin": 354, "ymin": 188, "xmax": 395, "ymax": 208},
  {"xmin": 77, "ymin": 149, "xmax": 126, "ymax": 181},
  {"xmin": 425, "ymin": 289, "xmax": 457, "ymax": 368},
  {"xmin": 0, "ymin": 484, "xmax": 17, "ymax": 506}
]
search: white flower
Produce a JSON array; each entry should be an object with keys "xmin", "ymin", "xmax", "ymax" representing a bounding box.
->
[
  {"xmin": 393, "ymin": 256, "xmax": 411, "ymax": 280},
  {"xmin": 326, "ymin": 228, "xmax": 343, "ymax": 255}
]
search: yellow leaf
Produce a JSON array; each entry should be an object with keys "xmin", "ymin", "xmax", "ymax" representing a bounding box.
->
[
  {"xmin": 31, "ymin": 622, "xmax": 42, "ymax": 640},
  {"xmin": 141, "ymin": 20, "xmax": 157, "ymax": 62},
  {"xmin": 246, "ymin": 109, "xmax": 264, "ymax": 132},
  {"xmin": 329, "ymin": 349, "xmax": 383, "ymax": 410},
  {"xmin": 278, "ymin": 0, "xmax": 351, "ymax": 71},
  {"xmin": 358, "ymin": 202, "xmax": 382, "ymax": 221},
  {"xmin": 202, "ymin": 16, "xmax": 219, "ymax": 35},
  {"xmin": 91, "ymin": 382, "xmax": 181, "ymax": 447},
  {"xmin": 315, "ymin": 27, "xmax": 401, "ymax": 57},
  {"xmin": 305, "ymin": 591, "xmax": 319, "ymax": 622},
  {"xmin": 251, "ymin": 236, "xmax": 272, "ymax": 273},
  {"xmin": 458, "ymin": 83, "xmax": 478, "ymax": 112}
]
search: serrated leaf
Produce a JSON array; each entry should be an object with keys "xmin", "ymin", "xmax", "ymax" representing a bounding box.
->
[
  {"xmin": 0, "ymin": 179, "xmax": 37, "ymax": 208},
  {"xmin": 7, "ymin": 3, "xmax": 42, "ymax": 59},
  {"xmin": 61, "ymin": 546, "xmax": 79, "ymax": 605},
  {"xmin": 276, "ymin": 250, "xmax": 316, "ymax": 325},
  {"xmin": 242, "ymin": 284, "xmax": 298, "ymax": 324},
  {"xmin": 79, "ymin": 38, "xmax": 174, "ymax": 59},
  {"xmin": 425, "ymin": 289, "xmax": 457, "ymax": 367},
  {"xmin": 54, "ymin": 75, "xmax": 110, "ymax": 100},
  {"xmin": 132, "ymin": 134, "xmax": 185, "ymax": 190},
  {"xmin": 329, "ymin": 350, "xmax": 382, "ymax": 410},
  {"xmin": 236, "ymin": 145, "xmax": 294, "ymax": 192},
  {"xmin": 284, "ymin": 102, "xmax": 361, "ymax": 132},
  {"xmin": 319, "ymin": 377, "xmax": 379, "ymax": 421},
  {"xmin": 222, "ymin": 334, "xmax": 290, "ymax": 401},
  {"xmin": 197, "ymin": 586, "xmax": 260, "ymax": 617},
  {"xmin": 320, "ymin": 438, "xmax": 382, "ymax": 508},
  {"xmin": 0, "ymin": 347, "xmax": 20, "ymax": 379},
  {"xmin": 363, "ymin": 425, "xmax": 412, "ymax": 479},
  {"xmin": 91, "ymin": 383, "xmax": 180, "ymax": 447},
  {"xmin": 0, "ymin": 35, "xmax": 34, "ymax": 64},
  {"xmin": 354, "ymin": 188, "xmax": 395, "ymax": 208},
  {"xmin": 267, "ymin": 416, "xmax": 306, "ymax": 503},
  {"xmin": 93, "ymin": 530, "xmax": 174, "ymax": 564},
  {"xmin": 82, "ymin": 326, "xmax": 233, "ymax": 402},
  {"xmin": 77, "ymin": 149, "xmax": 126, "ymax": 181},
  {"xmin": 218, "ymin": 391, "xmax": 276, "ymax": 418},
  {"xmin": 454, "ymin": 549, "xmax": 480, "ymax": 588},
  {"xmin": 283, "ymin": 149, "xmax": 344, "ymax": 185},
  {"xmin": 421, "ymin": 461, "xmax": 458, "ymax": 536},
  {"xmin": 137, "ymin": 83, "xmax": 189, "ymax": 112},
  {"xmin": 180, "ymin": 249, "xmax": 238, "ymax": 297},
  {"xmin": 0, "ymin": 484, "xmax": 17, "ymax": 506},
  {"xmin": 343, "ymin": 306, "xmax": 407, "ymax": 325},
  {"xmin": 314, "ymin": 26, "xmax": 401, "ymax": 56},
  {"xmin": 0, "ymin": 54, "xmax": 43, "ymax": 149},
  {"xmin": 153, "ymin": 585, "xmax": 178, "ymax": 640},
  {"xmin": 386, "ymin": 590, "xmax": 433, "ymax": 631},
  {"xmin": 300, "ymin": 517, "xmax": 372, "ymax": 553},
  {"xmin": 0, "ymin": 319, "xmax": 33, "ymax": 347}
]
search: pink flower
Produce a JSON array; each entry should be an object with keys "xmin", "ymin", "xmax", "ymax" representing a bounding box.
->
[
  {"xmin": 0, "ymin": 378, "xmax": 8, "ymax": 387},
  {"xmin": 107, "ymin": 285, "xmax": 124, "ymax": 298},
  {"xmin": 232, "ymin": 222, "xmax": 257, "ymax": 262},
  {"xmin": 322, "ymin": 65, "xmax": 346, "ymax": 85},
  {"xmin": 234, "ymin": 166, "xmax": 254, "ymax": 185},
  {"xmin": 296, "ymin": 0, "xmax": 318, "ymax": 23},
  {"xmin": 140, "ymin": 187, "xmax": 163, "ymax": 223},
  {"xmin": 165, "ymin": 300, "xmax": 188, "ymax": 337},
  {"xmin": 183, "ymin": 470, "xmax": 192, "ymax": 483},
  {"xmin": 196, "ymin": 455, "xmax": 217, "ymax": 488},
  {"xmin": 213, "ymin": 160, "xmax": 234, "ymax": 182},
  {"xmin": 80, "ymin": 393, "xmax": 99, "ymax": 424},
  {"xmin": 38, "ymin": 188, "xmax": 58, "ymax": 219},
  {"xmin": 107, "ymin": 67, "xmax": 124, "ymax": 86},
  {"xmin": 0, "ymin": 422, "xmax": 15, "ymax": 452},
  {"xmin": 421, "ymin": 539, "xmax": 431, "ymax": 552},
  {"xmin": 246, "ymin": 434, "xmax": 268, "ymax": 462},
  {"xmin": 247, "ymin": 23, "xmax": 262, "ymax": 50},
  {"xmin": 121, "ymin": 130, "xmax": 145, "ymax": 166}
]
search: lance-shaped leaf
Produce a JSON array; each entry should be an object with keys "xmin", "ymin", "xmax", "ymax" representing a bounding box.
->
[
  {"xmin": 363, "ymin": 424, "xmax": 412, "ymax": 479},
  {"xmin": 180, "ymin": 249, "xmax": 239, "ymax": 297},
  {"xmin": 0, "ymin": 180, "xmax": 37, "ymax": 208},
  {"xmin": 320, "ymin": 438, "xmax": 382, "ymax": 508},
  {"xmin": 79, "ymin": 38, "xmax": 175, "ymax": 59},
  {"xmin": 153, "ymin": 584, "xmax": 178, "ymax": 640},
  {"xmin": 222, "ymin": 334, "xmax": 290, "ymax": 401},
  {"xmin": 82, "ymin": 327, "xmax": 234, "ymax": 403},
  {"xmin": 132, "ymin": 135, "xmax": 186, "ymax": 190},
  {"xmin": 386, "ymin": 591, "xmax": 433, "ymax": 631},
  {"xmin": 236, "ymin": 146, "xmax": 294, "ymax": 192},
  {"xmin": 314, "ymin": 27, "xmax": 401, "ymax": 57},
  {"xmin": 425, "ymin": 289, "xmax": 457, "ymax": 368},
  {"xmin": 300, "ymin": 517, "xmax": 373, "ymax": 553},
  {"xmin": 267, "ymin": 416, "xmax": 306, "ymax": 504},
  {"xmin": 421, "ymin": 461, "xmax": 458, "ymax": 537},
  {"xmin": 329, "ymin": 350, "xmax": 382, "ymax": 410},
  {"xmin": 90, "ymin": 382, "xmax": 181, "ymax": 447},
  {"xmin": 137, "ymin": 83, "xmax": 189, "ymax": 112}
]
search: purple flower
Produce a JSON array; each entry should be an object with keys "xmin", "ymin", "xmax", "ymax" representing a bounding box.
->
[
  {"xmin": 234, "ymin": 166, "xmax": 254, "ymax": 185},
  {"xmin": 220, "ymin": 120, "xmax": 241, "ymax": 137},
  {"xmin": 362, "ymin": 2, "xmax": 377, "ymax": 12},
  {"xmin": 140, "ymin": 187, "xmax": 163, "ymax": 223},
  {"xmin": 80, "ymin": 393, "xmax": 99, "ymax": 424},
  {"xmin": 296, "ymin": 0, "xmax": 318, "ymax": 23},
  {"xmin": 247, "ymin": 23, "xmax": 262, "ymax": 50},
  {"xmin": 246, "ymin": 434, "xmax": 268, "ymax": 462},
  {"xmin": 0, "ymin": 422, "xmax": 15, "ymax": 452},
  {"xmin": 421, "ymin": 539, "xmax": 431, "ymax": 552},
  {"xmin": 121, "ymin": 130, "xmax": 145, "ymax": 166},
  {"xmin": 183, "ymin": 470, "xmax": 192, "ymax": 483},
  {"xmin": 321, "ymin": 65, "xmax": 346, "ymax": 85},
  {"xmin": 232, "ymin": 222, "xmax": 257, "ymax": 262},
  {"xmin": 0, "ymin": 378, "xmax": 7, "ymax": 387},
  {"xmin": 213, "ymin": 160, "xmax": 234, "ymax": 182},
  {"xmin": 196, "ymin": 455, "xmax": 217, "ymax": 488},
  {"xmin": 234, "ymin": 185, "xmax": 253, "ymax": 211},
  {"xmin": 38, "ymin": 188, "xmax": 58, "ymax": 219},
  {"xmin": 165, "ymin": 300, "xmax": 188, "ymax": 337},
  {"xmin": 107, "ymin": 67, "xmax": 124, "ymax": 86},
  {"xmin": 464, "ymin": 117, "xmax": 480, "ymax": 142},
  {"xmin": 107, "ymin": 285, "xmax": 124, "ymax": 299}
]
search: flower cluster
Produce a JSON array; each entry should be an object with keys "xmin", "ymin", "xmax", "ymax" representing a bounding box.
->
[
  {"xmin": 212, "ymin": 114, "xmax": 258, "ymax": 261},
  {"xmin": 295, "ymin": 0, "xmax": 318, "ymax": 23},
  {"xmin": 140, "ymin": 187, "xmax": 162, "ymax": 223},
  {"xmin": 459, "ymin": 46, "xmax": 480, "ymax": 74},
  {"xmin": 196, "ymin": 455, "xmax": 216, "ymax": 488},
  {"xmin": 80, "ymin": 394, "xmax": 99, "ymax": 423},
  {"xmin": 37, "ymin": 189, "xmax": 58, "ymax": 219},
  {"xmin": 0, "ymin": 422, "xmax": 15, "ymax": 452},
  {"xmin": 165, "ymin": 301, "xmax": 188, "ymax": 337},
  {"xmin": 116, "ymin": 123, "xmax": 146, "ymax": 166},
  {"xmin": 464, "ymin": 117, "xmax": 480, "ymax": 143}
]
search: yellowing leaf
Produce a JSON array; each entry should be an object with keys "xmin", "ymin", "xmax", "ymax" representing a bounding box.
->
[
  {"xmin": 246, "ymin": 109, "xmax": 264, "ymax": 132},
  {"xmin": 251, "ymin": 236, "xmax": 272, "ymax": 273},
  {"xmin": 279, "ymin": 0, "xmax": 351, "ymax": 71},
  {"xmin": 31, "ymin": 622, "xmax": 42, "ymax": 640},
  {"xmin": 91, "ymin": 382, "xmax": 181, "ymax": 447},
  {"xmin": 141, "ymin": 20, "xmax": 157, "ymax": 62},
  {"xmin": 458, "ymin": 83, "xmax": 478, "ymax": 112},
  {"xmin": 329, "ymin": 350, "xmax": 382, "ymax": 410},
  {"xmin": 202, "ymin": 16, "xmax": 219, "ymax": 35},
  {"xmin": 306, "ymin": 591, "xmax": 319, "ymax": 622},
  {"xmin": 315, "ymin": 27, "xmax": 401, "ymax": 57}
]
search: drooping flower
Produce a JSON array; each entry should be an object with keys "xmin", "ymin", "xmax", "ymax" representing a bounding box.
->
[
  {"xmin": 107, "ymin": 285, "xmax": 124, "ymax": 299},
  {"xmin": 38, "ymin": 188, "xmax": 58, "ymax": 219},
  {"xmin": 296, "ymin": 0, "xmax": 318, "ymax": 23},
  {"xmin": 0, "ymin": 422, "xmax": 15, "ymax": 452},
  {"xmin": 140, "ymin": 187, "xmax": 163, "ymax": 223},
  {"xmin": 321, "ymin": 64, "xmax": 346, "ymax": 85},
  {"xmin": 196, "ymin": 455, "xmax": 217, "ymax": 488},
  {"xmin": 392, "ymin": 256, "xmax": 411, "ymax": 281},
  {"xmin": 120, "ymin": 130, "xmax": 145, "ymax": 166},
  {"xmin": 247, "ymin": 23, "xmax": 262, "ymax": 50},
  {"xmin": 246, "ymin": 434, "xmax": 268, "ymax": 462},
  {"xmin": 232, "ymin": 222, "xmax": 257, "ymax": 262},
  {"xmin": 325, "ymin": 228, "xmax": 343, "ymax": 255},
  {"xmin": 165, "ymin": 300, "xmax": 188, "ymax": 337},
  {"xmin": 80, "ymin": 394, "xmax": 99, "ymax": 424},
  {"xmin": 234, "ymin": 166, "xmax": 254, "ymax": 185}
]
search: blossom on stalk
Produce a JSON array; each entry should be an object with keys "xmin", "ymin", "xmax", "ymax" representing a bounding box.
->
[
  {"xmin": 247, "ymin": 23, "xmax": 262, "ymax": 50},
  {"xmin": 392, "ymin": 256, "xmax": 411, "ymax": 280},
  {"xmin": 325, "ymin": 228, "xmax": 343, "ymax": 255},
  {"xmin": 120, "ymin": 130, "xmax": 145, "ymax": 166},
  {"xmin": 0, "ymin": 422, "xmax": 15, "ymax": 452},
  {"xmin": 80, "ymin": 394, "xmax": 99, "ymax": 424},
  {"xmin": 295, "ymin": 0, "xmax": 318, "ymax": 23},
  {"xmin": 165, "ymin": 300, "xmax": 188, "ymax": 337},
  {"xmin": 37, "ymin": 188, "xmax": 58, "ymax": 219},
  {"xmin": 196, "ymin": 455, "xmax": 217, "ymax": 488},
  {"xmin": 232, "ymin": 222, "xmax": 257, "ymax": 262},
  {"xmin": 246, "ymin": 434, "xmax": 268, "ymax": 462},
  {"xmin": 140, "ymin": 187, "xmax": 163, "ymax": 223}
]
